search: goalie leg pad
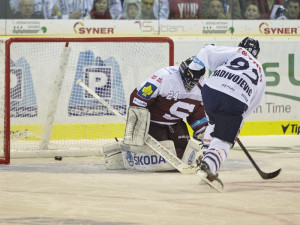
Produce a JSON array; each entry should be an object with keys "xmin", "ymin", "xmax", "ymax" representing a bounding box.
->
[
  {"xmin": 102, "ymin": 142, "xmax": 125, "ymax": 170},
  {"xmin": 121, "ymin": 140, "xmax": 177, "ymax": 172},
  {"xmin": 181, "ymin": 139, "xmax": 202, "ymax": 166},
  {"xmin": 124, "ymin": 106, "xmax": 150, "ymax": 146}
]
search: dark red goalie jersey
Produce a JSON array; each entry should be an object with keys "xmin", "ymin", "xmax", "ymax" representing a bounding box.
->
[{"xmin": 129, "ymin": 66, "xmax": 207, "ymax": 134}]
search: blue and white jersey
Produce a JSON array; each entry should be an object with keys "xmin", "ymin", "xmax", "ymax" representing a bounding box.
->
[{"xmin": 189, "ymin": 44, "xmax": 266, "ymax": 119}]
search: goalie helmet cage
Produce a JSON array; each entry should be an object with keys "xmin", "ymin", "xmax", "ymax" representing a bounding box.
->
[{"xmin": 0, "ymin": 37, "xmax": 174, "ymax": 164}]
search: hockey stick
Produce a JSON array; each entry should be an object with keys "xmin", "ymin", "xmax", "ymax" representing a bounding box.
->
[
  {"xmin": 76, "ymin": 79, "xmax": 196, "ymax": 174},
  {"xmin": 236, "ymin": 137, "xmax": 281, "ymax": 179}
]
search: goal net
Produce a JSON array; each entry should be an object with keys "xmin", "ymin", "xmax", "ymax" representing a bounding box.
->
[{"xmin": 0, "ymin": 37, "xmax": 174, "ymax": 164}]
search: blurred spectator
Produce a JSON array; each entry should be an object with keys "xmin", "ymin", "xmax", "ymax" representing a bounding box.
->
[
  {"xmin": 243, "ymin": 2, "xmax": 261, "ymax": 18},
  {"xmin": 200, "ymin": 0, "xmax": 225, "ymax": 18},
  {"xmin": 200, "ymin": 0, "xmax": 242, "ymax": 19},
  {"xmin": 85, "ymin": 0, "xmax": 112, "ymax": 18},
  {"xmin": 10, "ymin": 0, "xmax": 19, "ymax": 14},
  {"xmin": 10, "ymin": 0, "xmax": 45, "ymax": 18},
  {"xmin": 257, "ymin": 0, "xmax": 273, "ymax": 17},
  {"xmin": 141, "ymin": 0, "xmax": 169, "ymax": 19},
  {"xmin": 50, "ymin": 0, "xmax": 93, "ymax": 19},
  {"xmin": 285, "ymin": 0, "xmax": 300, "ymax": 19},
  {"xmin": 0, "ymin": 0, "xmax": 12, "ymax": 18},
  {"xmin": 240, "ymin": 0, "xmax": 285, "ymax": 19},
  {"xmin": 238, "ymin": 0, "xmax": 248, "ymax": 14},
  {"xmin": 44, "ymin": 1, "xmax": 63, "ymax": 19},
  {"xmin": 11, "ymin": 0, "xmax": 44, "ymax": 18},
  {"xmin": 110, "ymin": 0, "xmax": 123, "ymax": 19},
  {"xmin": 169, "ymin": 0, "xmax": 202, "ymax": 19},
  {"xmin": 154, "ymin": 0, "xmax": 169, "ymax": 19},
  {"xmin": 33, "ymin": 0, "xmax": 43, "ymax": 17},
  {"xmin": 141, "ymin": 0, "xmax": 155, "ymax": 18},
  {"xmin": 42, "ymin": 0, "xmax": 67, "ymax": 19},
  {"xmin": 42, "ymin": 0, "xmax": 56, "ymax": 18},
  {"xmin": 9, "ymin": 0, "xmax": 91, "ymax": 19},
  {"xmin": 68, "ymin": 0, "xmax": 94, "ymax": 19},
  {"xmin": 251, "ymin": 0, "xmax": 271, "ymax": 18},
  {"xmin": 121, "ymin": 0, "xmax": 141, "ymax": 19},
  {"xmin": 270, "ymin": 4, "xmax": 287, "ymax": 18},
  {"xmin": 54, "ymin": 0, "xmax": 121, "ymax": 19}
]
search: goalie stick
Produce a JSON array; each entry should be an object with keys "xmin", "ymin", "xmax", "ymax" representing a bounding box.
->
[
  {"xmin": 236, "ymin": 137, "xmax": 281, "ymax": 179},
  {"xmin": 76, "ymin": 79, "xmax": 196, "ymax": 174}
]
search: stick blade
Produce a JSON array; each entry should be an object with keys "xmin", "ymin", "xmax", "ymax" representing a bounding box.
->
[{"xmin": 261, "ymin": 168, "xmax": 281, "ymax": 179}]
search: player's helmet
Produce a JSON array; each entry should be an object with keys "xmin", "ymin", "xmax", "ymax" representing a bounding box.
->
[
  {"xmin": 238, "ymin": 37, "xmax": 260, "ymax": 58},
  {"xmin": 179, "ymin": 56, "xmax": 206, "ymax": 92}
]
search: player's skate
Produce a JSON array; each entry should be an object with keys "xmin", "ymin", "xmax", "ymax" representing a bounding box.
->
[{"xmin": 196, "ymin": 158, "xmax": 224, "ymax": 192}]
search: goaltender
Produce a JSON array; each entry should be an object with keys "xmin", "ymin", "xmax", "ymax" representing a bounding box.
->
[{"xmin": 103, "ymin": 57, "xmax": 208, "ymax": 172}]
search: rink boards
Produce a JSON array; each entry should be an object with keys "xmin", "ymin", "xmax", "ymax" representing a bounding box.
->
[{"xmin": 10, "ymin": 119, "xmax": 299, "ymax": 142}]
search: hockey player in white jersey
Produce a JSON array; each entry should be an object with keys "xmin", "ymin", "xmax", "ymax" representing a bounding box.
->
[
  {"xmin": 189, "ymin": 37, "xmax": 266, "ymax": 191},
  {"xmin": 103, "ymin": 57, "xmax": 209, "ymax": 172}
]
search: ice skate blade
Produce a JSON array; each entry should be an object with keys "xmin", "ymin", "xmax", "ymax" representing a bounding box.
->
[{"xmin": 197, "ymin": 170, "xmax": 223, "ymax": 192}]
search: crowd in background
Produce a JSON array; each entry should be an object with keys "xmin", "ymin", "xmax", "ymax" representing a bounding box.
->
[{"xmin": 0, "ymin": 0, "xmax": 299, "ymax": 20}]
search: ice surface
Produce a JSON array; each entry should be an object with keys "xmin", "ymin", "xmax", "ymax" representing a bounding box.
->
[{"xmin": 0, "ymin": 135, "xmax": 299, "ymax": 225}]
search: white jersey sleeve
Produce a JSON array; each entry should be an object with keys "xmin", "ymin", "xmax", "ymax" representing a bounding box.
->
[{"xmin": 189, "ymin": 44, "xmax": 238, "ymax": 71}]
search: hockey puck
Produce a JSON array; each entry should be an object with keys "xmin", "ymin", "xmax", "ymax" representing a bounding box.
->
[{"xmin": 55, "ymin": 156, "xmax": 62, "ymax": 161}]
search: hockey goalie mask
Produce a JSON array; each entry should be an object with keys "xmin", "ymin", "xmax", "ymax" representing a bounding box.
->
[
  {"xmin": 179, "ymin": 57, "xmax": 205, "ymax": 92},
  {"xmin": 238, "ymin": 37, "xmax": 260, "ymax": 58}
]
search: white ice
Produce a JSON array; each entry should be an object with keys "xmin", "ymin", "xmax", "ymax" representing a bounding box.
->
[{"xmin": 0, "ymin": 135, "xmax": 299, "ymax": 225}]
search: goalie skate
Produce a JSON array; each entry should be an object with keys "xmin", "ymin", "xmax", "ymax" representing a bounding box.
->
[{"xmin": 196, "ymin": 159, "xmax": 224, "ymax": 192}]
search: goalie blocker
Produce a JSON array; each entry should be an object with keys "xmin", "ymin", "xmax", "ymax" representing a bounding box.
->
[{"xmin": 103, "ymin": 106, "xmax": 202, "ymax": 172}]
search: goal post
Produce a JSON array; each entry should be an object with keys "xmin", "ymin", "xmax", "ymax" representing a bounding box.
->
[{"xmin": 0, "ymin": 37, "xmax": 174, "ymax": 164}]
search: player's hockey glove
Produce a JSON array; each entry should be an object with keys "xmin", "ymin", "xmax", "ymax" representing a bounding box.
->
[{"xmin": 193, "ymin": 125, "xmax": 207, "ymax": 143}]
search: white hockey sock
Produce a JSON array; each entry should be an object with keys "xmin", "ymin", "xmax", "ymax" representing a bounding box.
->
[
  {"xmin": 203, "ymin": 138, "xmax": 230, "ymax": 174},
  {"xmin": 202, "ymin": 123, "xmax": 215, "ymax": 155}
]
